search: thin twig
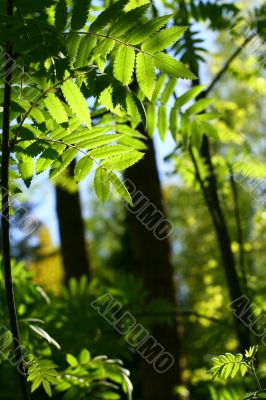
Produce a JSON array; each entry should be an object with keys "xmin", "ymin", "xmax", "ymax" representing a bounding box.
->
[
  {"xmin": 10, "ymin": 70, "xmax": 95, "ymax": 150},
  {"xmin": 16, "ymin": 136, "xmax": 100, "ymax": 168},
  {"xmin": 133, "ymin": 310, "xmax": 220, "ymax": 323},
  {"xmin": 203, "ymin": 34, "xmax": 256, "ymax": 97}
]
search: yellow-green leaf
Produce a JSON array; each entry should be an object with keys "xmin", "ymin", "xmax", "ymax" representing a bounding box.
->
[
  {"xmin": 61, "ymin": 79, "xmax": 91, "ymax": 128},
  {"xmin": 94, "ymin": 167, "xmax": 110, "ymax": 203},
  {"xmin": 114, "ymin": 46, "xmax": 135, "ymax": 85}
]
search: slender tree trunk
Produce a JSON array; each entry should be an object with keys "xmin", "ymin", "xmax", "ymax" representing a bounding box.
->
[
  {"xmin": 229, "ymin": 167, "xmax": 247, "ymax": 290},
  {"xmin": 1, "ymin": 1, "xmax": 29, "ymax": 398},
  {"xmin": 190, "ymin": 140, "xmax": 251, "ymax": 353},
  {"xmin": 125, "ymin": 129, "xmax": 184, "ymax": 400},
  {"xmin": 177, "ymin": 0, "xmax": 252, "ymax": 352},
  {"xmin": 56, "ymin": 160, "xmax": 92, "ymax": 283},
  {"xmin": 193, "ymin": 75, "xmax": 252, "ymax": 352}
]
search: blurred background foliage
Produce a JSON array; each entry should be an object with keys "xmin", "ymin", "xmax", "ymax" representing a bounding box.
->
[{"xmin": 1, "ymin": 0, "xmax": 266, "ymax": 399}]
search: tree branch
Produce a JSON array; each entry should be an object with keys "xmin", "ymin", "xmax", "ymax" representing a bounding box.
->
[
  {"xmin": 204, "ymin": 34, "xmax": 256, "ymax": 97},
  {"xmin": 229, "ymin": 164, "xmax": 248, "ymax": 294}
]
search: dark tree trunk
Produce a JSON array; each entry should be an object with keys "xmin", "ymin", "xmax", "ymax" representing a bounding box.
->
[
  {"xmin": 56, "ymin": 160, "xmax": 92, "ymax": 283},
  {"xmin": 194, "ymin": 136, "xmax": 251, "ymax": 352},
  {"xmin": 125, "ymin": 129, "xmax": 184, "ymax": 400}
]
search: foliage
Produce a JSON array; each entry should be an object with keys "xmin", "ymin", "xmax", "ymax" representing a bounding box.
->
[
  {"xmin": 1, "ymin": 0, "xmax": 266, "ymax": 399},
  {"xmin": 28, "ymin": 358, "xmax": 58, "ymax": 397},
  {"xmin": 208, "ymin": 346, "xmax": 266, "ymax": 400},
  {"xmin": 56, "ymin": 350, "xmax": 132, "ymax": 400},
  {"xmin": 0, "ymin": 0, "xmax": 196, "ymax": 204}
]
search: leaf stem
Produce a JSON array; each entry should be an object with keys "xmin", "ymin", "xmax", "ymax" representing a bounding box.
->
[
  {"xmin": 10, "ymin": 70, "xmax": 95, "ymax": 150},
  {"xmin": 16, "ymin": 136, "xmax": 100, "ymax": 169},
  {"xmin": 250, "ymin": 364, "xmax": 262, "ymax": 391}
]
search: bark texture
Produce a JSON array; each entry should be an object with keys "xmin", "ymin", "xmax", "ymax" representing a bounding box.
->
[
  {"xmin": 56, "ymin": 160, "xmax": 92, "ymax": 283},
  {"xmin": 125, "ymin": 129, "xmax": 184, "ymax": 400}
]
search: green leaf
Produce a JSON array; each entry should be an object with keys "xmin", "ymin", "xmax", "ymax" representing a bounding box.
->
[
  {"xmin": 18, "ymin": 157, "xmax": 34, "ymax": 188},
  {"xmin": 18, "ymin": 124, "xmax": 44, "ymax": 139},
  {"xmin": 65, "ymin": 34, "xmax": 81, "ymax": 62},
  {"xmin": 92, "ymin": 38, "xmax": 115, "ymax": 59},
  {"xmin": 61, "ymin": 79, "xmax": 91, "ymax": 128},
  {"xmin": 43, "ymin": 93, "xmax": 68, "ymax": 124},
  {"xmin": 136, "ymin": 52, "xmax": 155, "ymax": 100},
  {"xmin": 36, "ymin": 144, "xmax": 66, "ymax": 174},
  {"xmin": 158, "ymin": 104, "xmax": 168, "ymax": 140},
  {"xmin": 109, "ymin": 172, "xmax": 132, "ymax": 205},
  {"xmin": 221, "ymin": 362, "xmax": 234, "ymax": 380},
  {"xmin": 38, "ymin": 360, "xmax": 58, "ymax": 369},
  {"xmin": 74, "ymin": 156, "xmax": 94, "ymax": 182},
  {"xmin": 161, "ymin": 77, "xmax": 177, "ymax": 104},
  {"xmin": 62, "ymin": 127, "xmax": 111, "ymax": 144},
  {"xmin": 55, "ymin": 0, "xmax": 67, "ymax": 31},
  {"xmin": 130, "ymin": 91, "xmax": 147, "ymax": 127},
  {"xmin": 170, "ymin": 106, "xmax": 178, "ymax": 138},
  {"xmin": 190, "ymin": 120, "xmax": 202, "ymax": 148},
  {"xmin": 173, "ymin": 85, "xmax": 205, "ymax": 108},
  {"xmin": 30, "ymin": 108, "xmax": 46, "ymax": 124},
  {"xmin": 89, "ymin": 0, "xmax": 128, "ymax": 32},
  {"xmin": 114, "ymin": 46, "xmax": 135, "ymax": 85},
  {"xmin": 66, "ymin": 354, "xmax": 79, "ymax": 367},
  {"xmin": 109, "ymin": 4, "xmax": 150, "ymax": 38},
  {"xmin": 56, "ymin": 381, "xmax": 72, "ymax": 392},
  {"xmin": 49, "ymin": 148, "xmax": 78, "ymax": 179},
  {"xmin": 94, "ymin": 167, "xmax": 110, "ymax": 203},
  {"xmin": 196, "ymin": 113, "xmax": 219, "ymax": 121},
  {"xmin": 186, "ymin": 98, "xmax": 213, "ymax": 115},
  {"xmin": 151, "ymin": 73, "xmax": 167, "ymax": 101},
  {"xmin": 51, "ymin": 118, "xmax": 80, "ymax": 139},
  {"xmin": 101, "ymin": 151, "xmax": 144, "ymax": 171},
  {"xmin": 71, "ymin": 0, "xmax": 90, "ymax": 30},
  {"xmin": 208, "ymin": 351, "xmax": 250, "ymax": 382},
  {"xmin": 147, "ymin": 103, "xmax": 156, "ymax": 137},
  {"xmin": 99, "ymin": 87, "xmax": 123, "ymax": 116},
  {"xmin": 90, "ymin": 144, "xmax": 133, "ymax": 159},
  {"xmin": 180, "ymin": 113, "xmax": 189, "ymax": 147},
  {"xmin": 98, "ymin": 392, "xmax": 120, "ymax": 399},
  {"xmin": 31, "ymin": 375, "xmax": 43, "ymax": 392},
  {"xmin": 198, "ymin": 121, "xmax": 218, "ymax": 140},
  {"xmin": 115, "ymin": 124, "xmax": 145, "ymax": 138},
  {"xmin": 42, "ymin": 380, "xmax": 52, "ymax": 397},
  {"xmin": 28, "ymin": 359, "xmax": 58, "ymax": 397},
  {"xmin": 76, "ymin": 36, "xmax": 97, "ymax": 68},
  {"xmin": 127, "ymin": 15, "xmax": 172, "ymax": 45},
  {"xmin": 79, "ymin": 349, "xmax": 91, "ymax": 364},
  {"xmin": 152, "ymin": 52, "xmax": 197, "ymax": 80},
  {"xmin": 112, "ymin": 81, "xmax": 128, "ymax": 110},
  {"xmin": 78, "ymin": 133, "xmax": 124, "ymax": 150},
  {"xmin": 119, "ymin": 136, "xmax": 146, "ymax": 150},
  {"xmin": 245, "ymin": 345, "xmax": 259, "ymax": 359},
  {"xmin": 142, "ymin": 26, "xmax": 187, "ymax": 54},
  {"xmin": 231, "ymin": 356, "xmax": 243, "ymax": 378}
]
